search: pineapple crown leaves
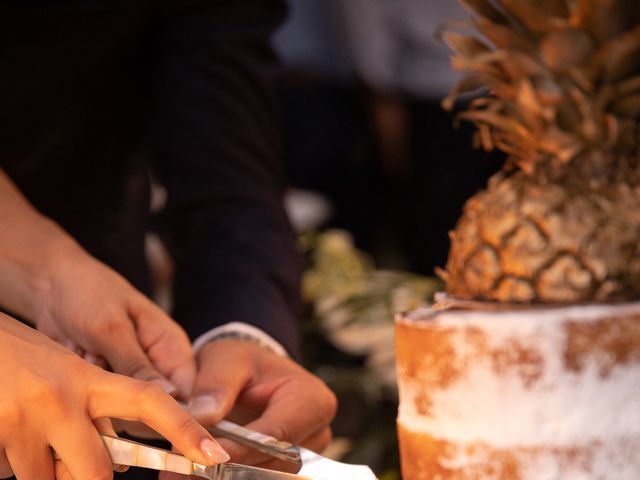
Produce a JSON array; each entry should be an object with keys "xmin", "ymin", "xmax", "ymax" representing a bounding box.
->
[{"xmin": 442, "ymin": 0, "xmax": 640, "ymax": 181}]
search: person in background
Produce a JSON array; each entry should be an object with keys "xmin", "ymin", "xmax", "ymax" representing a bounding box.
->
[
  {"xmin": 274, "ymin": 0, "xmax": 502, "ymax": 273},
  {"xmin": 0, "ymin": 1, "xmax": 336, "ymax": 479}
]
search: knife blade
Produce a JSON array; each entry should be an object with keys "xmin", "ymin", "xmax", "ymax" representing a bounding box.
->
[
  {"xmin": 209, "ymin": 420, "xmax": 302, "ymax": 464},
  {"xmin": 210, "ymin": 421, "xmax": 378, "ymax": 480}
]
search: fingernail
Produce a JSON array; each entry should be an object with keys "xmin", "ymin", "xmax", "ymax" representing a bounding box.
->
[
  {"xmin": 200, "ymin": 438, "xmax": 230, "ymax": 463},
  {"xmin": 153, "ymin": 378, "xmax": 178, "ymax": 396},
  {"xmin": 189, "ymin": 395, "xmax": 218, "ymax": 417}
]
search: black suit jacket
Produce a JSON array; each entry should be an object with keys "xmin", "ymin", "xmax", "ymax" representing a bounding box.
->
[{"xmin": 0, "ymin": 0, "xmax": 302, "ymax": 356}]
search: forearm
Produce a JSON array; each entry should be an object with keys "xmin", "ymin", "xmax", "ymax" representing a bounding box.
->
[
  {"xmin": 0, "ymin": 170, "xmax": 85, "ymax": 322},
  {"xmin": 151, "ymin": 0, "xmax": 302, "ymax": 353}
]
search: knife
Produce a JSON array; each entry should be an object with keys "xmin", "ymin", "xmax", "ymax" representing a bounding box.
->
[
  {"xmin": 54, "ymin": 435, "xmax": 305, "ymax": 480},
  {"xmin": 176, "ymin": 402, "xmax": 377, "ymax": 480},
  {"xmin": 210, "ymin": 420, "xmax": 378, "ymax": 480}
]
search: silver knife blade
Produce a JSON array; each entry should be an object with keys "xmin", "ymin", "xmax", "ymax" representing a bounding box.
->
[
  {"xmin": 210, "ymin": 421, "xmax": 378, "ymax": 480},
  {"xmin": 210, "ymin": 420, "xmax": 301, "ymax": 464},
  {"xmin": 207, "ymin": 463, "xmax": 310, "ymax": 480}
]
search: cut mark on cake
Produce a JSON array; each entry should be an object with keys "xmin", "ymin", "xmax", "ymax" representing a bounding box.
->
[{"xmin": 564, "ymin": 314, "xmax": 640, "ymax": 378}]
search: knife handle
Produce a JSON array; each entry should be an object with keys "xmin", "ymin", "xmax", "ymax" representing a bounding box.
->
[
  {"xmin": 52, "ymin": 435, "xmax": 200, "ymax": 476},
  {"xmin": 210, "ymin": 420, "xmax": 302, "ymax": 465}
]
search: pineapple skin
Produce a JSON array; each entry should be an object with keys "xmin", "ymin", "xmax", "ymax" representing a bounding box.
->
[
  {"xmin": 444, "ymin": 171, "xmax": 640, "ymax": 303},
  {"xmin": 439, "ymin": 0, "xmax": 640, "ymax": 303}
]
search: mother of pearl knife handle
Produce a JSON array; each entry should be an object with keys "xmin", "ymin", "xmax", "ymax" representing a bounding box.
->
[{"xmin": 52, "ymin": 434, "xmax": 205, "ymax": 476}]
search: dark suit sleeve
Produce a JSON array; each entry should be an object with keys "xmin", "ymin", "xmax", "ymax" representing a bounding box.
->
[{"xmin": 150, "ymin": 0, "xmax": 303, "ymax": 356}]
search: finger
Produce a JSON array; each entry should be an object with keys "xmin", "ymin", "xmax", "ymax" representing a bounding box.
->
[
  {"xmin": 54, "ymin": 461, "xmax": 73, "ymax": 480},
  {"xmin": 303, "ymin": 426, "xmax": 333, "ymax": 453},
  {"xmin": 91, "ymin": 317, "xmax": 178, "ymax": 396},
  {"xmin": 131, "ymin": 302, "xmax": 196, "ymax": 398},
  {"xmin": 220, "ymin": 377, "xmax": 335, "ymax": 464},
  {"xmin": 93, "ymin": 418, "xmax": 129, "ymax": 472},
  {"xmin": 49, "ymin": 415, "xmax": 113, "ymax": 480},
  {"xmin": 93, "ymin": 417, "xmax": 117, "ymax": 437},
  {"xmin": 57, "ymin": 458, "xmax": 127, "ymax": 477},
  {"xmin": 0, "ymin": 448, "xmax": 13, "ymax": 479},
  {"xmin": 110, "ymin": 417, "xmax": 163, "ymax": 440},
  {"xmin": 5, "ymin": 443, "xmax": 54, "ymax": 480},
  {"xmin": 87, "ymin": 370, "xmax": 230, "ymax": 466},
  {"xmin": 116, "ymin": 419, "xmax": 164, "ymax": 440},
  {"xmin": 188, "ymin": 342, "xmax": 254, "ymax": 424},
  {"xmin": 243, "ymin": 378, "xmax": 336, "ymax": 446}
]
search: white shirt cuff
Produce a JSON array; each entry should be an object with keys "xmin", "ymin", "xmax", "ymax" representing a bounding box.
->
[{"xmin": 192, "ymin": 322, "xmax": 289, "ymax": 357}]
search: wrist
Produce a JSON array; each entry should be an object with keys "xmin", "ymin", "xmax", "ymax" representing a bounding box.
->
[
  {"xmin": 0, "ymin": 172, "xmax": 89, "ymax": 324},
  {"xmin": 21, "ymin": 219, "xmax": 88, "ymax": 324},
  {"xmin": 192, "ymin": 322, "xmax": 288, "ymax": 358}
]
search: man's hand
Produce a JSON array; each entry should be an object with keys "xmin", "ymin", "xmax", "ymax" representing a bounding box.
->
[{"xmin": 160, "ymin": 339, "xmax": 337, "ymax": 479}]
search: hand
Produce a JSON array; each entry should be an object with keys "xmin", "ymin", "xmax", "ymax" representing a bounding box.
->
[
  {"xmin": 35, "ymin": 250, "xmax": 196, "ymax": 397},
  {"xmin": 160, "ymin": 339, "xmax": 337, "ymax": 480},
  {"xmin": 0, "ymin": 312, "xmax": 229, "ymax": 480},
  {"xmin": 0, "ymin": 171, "xmax": 195, "ymax": 397}
]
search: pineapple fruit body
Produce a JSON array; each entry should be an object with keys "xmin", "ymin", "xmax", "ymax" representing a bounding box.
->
[
  {"xmin": 444, "ymin": 171, "xmax": 640, "ymax": 303},
  {"xmin": 437, "ymin": 0, "xmax": 640, "ymax": 304},
  {"xmin": 396, "ymin": 0, "xmax": 640, "ymax": 479}
]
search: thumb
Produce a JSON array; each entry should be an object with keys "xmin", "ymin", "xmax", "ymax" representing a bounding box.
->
[{"xmin": 188, "ymin": 341, "xmax": 253, "ymax": 425}]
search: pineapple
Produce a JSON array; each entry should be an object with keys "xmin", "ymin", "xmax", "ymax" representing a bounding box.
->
[{"xmin": 439, "ymin": 0, "xmax": 640, "ymax": 303}]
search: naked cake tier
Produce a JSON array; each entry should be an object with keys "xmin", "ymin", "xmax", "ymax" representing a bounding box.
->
[{"xmin": 395, "ymin": 301, "xmax": 640, "ymax": 480}]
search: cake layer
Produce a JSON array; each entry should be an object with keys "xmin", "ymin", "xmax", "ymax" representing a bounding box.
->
[
  {"xmin": 395, "ymin": 303, "xmax": 640, "ymax": 448},
  {"xmin": 397, "ymin": 426, "xmax": 640, "ymax": 480}
]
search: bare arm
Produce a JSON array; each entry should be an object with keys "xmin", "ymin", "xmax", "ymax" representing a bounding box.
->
[{"xmin": 0, "ymin": 169, "xmax": 79, "ymax": 322}]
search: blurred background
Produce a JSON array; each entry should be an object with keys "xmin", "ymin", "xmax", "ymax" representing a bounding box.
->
[
  {"xmin": 269, "ymin": 2, "xmax": 503, "ymax": 478},
  {"xmin": 144, "ymin": 1, "xmax": 505, "ymax": 478}
]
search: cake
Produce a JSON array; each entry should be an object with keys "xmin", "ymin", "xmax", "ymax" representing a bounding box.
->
[{"xmin": 396, "ymin": 301, "xmax": 640, "ymax": 480}]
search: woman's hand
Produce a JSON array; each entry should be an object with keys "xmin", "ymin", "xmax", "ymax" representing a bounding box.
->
[
  {"xmin": 0, "ymin": 170, "xmax": 196, "ymax": 398},
  {"xmin": 36, "ymin": 251, "xmax": 196, "ymax": 398},
  {"xmin": 0, "ymin": 312, "xmax": 229, "ymax": 480}
]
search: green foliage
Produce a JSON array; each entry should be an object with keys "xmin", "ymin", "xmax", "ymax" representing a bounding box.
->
[{"xmin": 299, "ymin": 230, "xmax": 440, "ymax": 475}]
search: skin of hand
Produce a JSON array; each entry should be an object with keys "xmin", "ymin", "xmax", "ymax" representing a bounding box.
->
[
  {"xmin": 36, "ymin": 253, "xmax": 197, "ymax": 397},
  {"xmin": 159, "ymin": 339, "xmax": 338, "ymax": 480},
  {"xmin": 0, "ymin": 312, "xmax": 229, "ymax": 480},
  {"xmin": 0, "ymin": 170, "xmax": 195, "ymax": 397}
]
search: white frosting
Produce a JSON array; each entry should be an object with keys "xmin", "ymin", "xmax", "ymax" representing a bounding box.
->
[
  {"xmin": 432, "ymin": 436, "xmax": 640, "ymax": 480},
  {"xmin": 397, "ymin": 302, "xmax": 640, "ymax": 449}
]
